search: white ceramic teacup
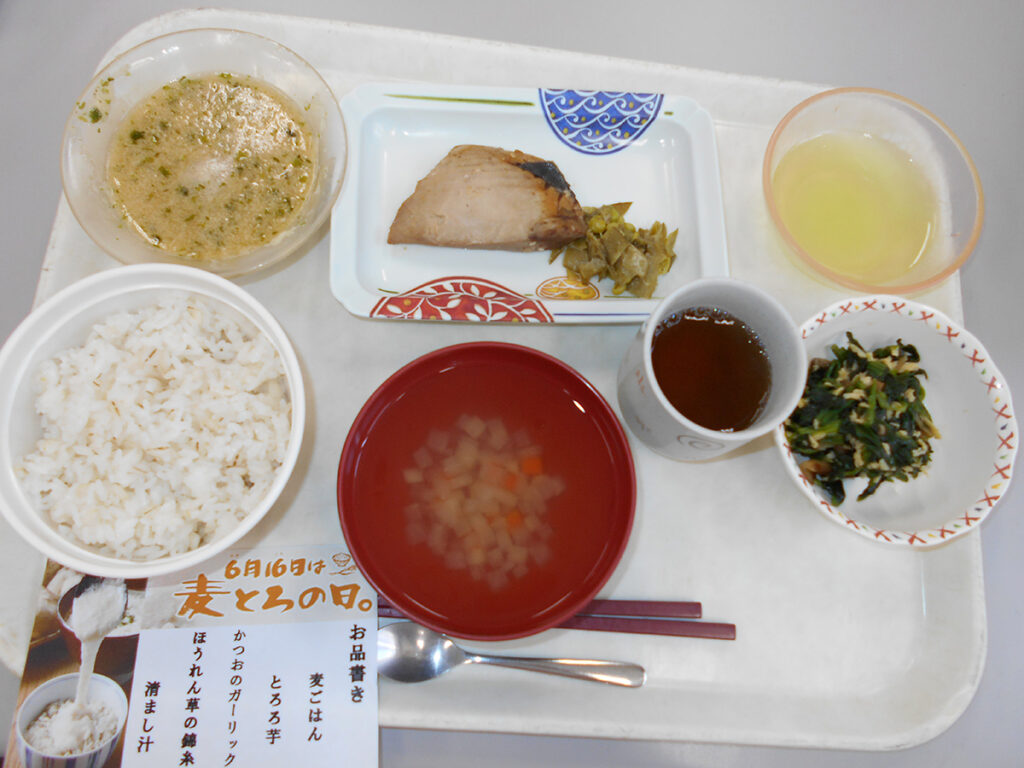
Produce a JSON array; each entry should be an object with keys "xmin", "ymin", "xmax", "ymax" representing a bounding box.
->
[{"xmin": 617, "ymin": 278, "xmax": 806, "ymax": 461}]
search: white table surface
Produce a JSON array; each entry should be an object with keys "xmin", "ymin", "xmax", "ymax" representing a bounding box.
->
[{"xmin": 1, "ymin": 1, "xmax": 1021, "ymax": 765}]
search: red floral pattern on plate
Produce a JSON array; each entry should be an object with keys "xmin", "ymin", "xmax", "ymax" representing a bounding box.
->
[{"xmin": 371, "ymin": 277, "xmax": 553, "ymax": 323}]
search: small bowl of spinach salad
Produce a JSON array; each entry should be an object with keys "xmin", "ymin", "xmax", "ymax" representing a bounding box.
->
[{"xmin": 775, "ymin": 296, "xmax": 1016, "ymax": 547}]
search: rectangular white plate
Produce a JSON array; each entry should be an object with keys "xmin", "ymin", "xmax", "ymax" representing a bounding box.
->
[{"xmin": 329, "ymin": 83, "xmax": 729, "ymax": 323}]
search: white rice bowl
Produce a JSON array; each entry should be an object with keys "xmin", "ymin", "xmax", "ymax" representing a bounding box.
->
[{"xmin": 0, "ymin": 265, "xmax": 304, "ymax": 577}]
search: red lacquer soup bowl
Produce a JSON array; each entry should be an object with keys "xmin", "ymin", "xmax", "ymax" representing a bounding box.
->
[{"xmin": 337, "ymin": 342, "xmax": 636, "ymax": 641}]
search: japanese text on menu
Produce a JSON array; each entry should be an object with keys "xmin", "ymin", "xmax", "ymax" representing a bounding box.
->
[{"xmin": 121, "ymin": 545, "xmax": 377, "ymax": 768}]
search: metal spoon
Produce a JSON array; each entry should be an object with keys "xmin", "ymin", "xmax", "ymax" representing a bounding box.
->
[
  {"xmin": 378, "ymin": 621, "xmax": 645, "ymax": 688},
  {"xmin": 69, "ymin": 577, "xmax": 128, "ymax": 707},
  {"xmin": 70, "ymin": 576, "xmax": 129, "ymax": 630}
]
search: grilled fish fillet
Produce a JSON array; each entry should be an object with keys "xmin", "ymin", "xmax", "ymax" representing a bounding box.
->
[{"xmin": 387, "ymin": 145, "xmax": 587, "ymax": 251}]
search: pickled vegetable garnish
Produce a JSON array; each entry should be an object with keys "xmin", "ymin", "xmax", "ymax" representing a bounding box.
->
[
  {"xmin": 549, "ymin": 202, "xmax": 678, "ymax": 299},
  {"xmin": 784, "ymin": 332, "xmax": 940, "ymax": 504}
]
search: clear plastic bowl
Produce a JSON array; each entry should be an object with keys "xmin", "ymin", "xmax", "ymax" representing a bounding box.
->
[
  {"xmin": 61, "ymin": 28, "xmax": 346, "ymax": 278},
  {"xmin": 763, "ymin": 87, "xmax": 983, "ymax": 295}
]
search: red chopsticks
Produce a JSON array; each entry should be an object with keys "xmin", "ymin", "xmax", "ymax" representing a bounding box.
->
[
  {"xmin": 579, "ymin": 598, "xmax": 701, "ymax": 620},
  {"xmin": 558, "ymin": 614, "xmax": 736, "ymax": 640},
  {"xmin": 376, "ymin": 597, "xmax": 735, "ymax": 640}
]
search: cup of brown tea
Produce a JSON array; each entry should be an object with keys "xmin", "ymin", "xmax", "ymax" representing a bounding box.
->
[{"xmin": 617, "ymin": 278, "xmax": 806, "ymax": 461}]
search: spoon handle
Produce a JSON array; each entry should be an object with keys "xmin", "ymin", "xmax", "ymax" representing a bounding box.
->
[{"xmin": 467, "ymin": 653, "xmax": 645, "ymax": 688}]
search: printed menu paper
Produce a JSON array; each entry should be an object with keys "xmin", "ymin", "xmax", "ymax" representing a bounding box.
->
[
  {"xmin": 122, "ymin": 621, "xmax": 372, "ymax": 767},
  {"xmin": 5, "ymin": 544, "xmax": 377, "ymax": 768}
]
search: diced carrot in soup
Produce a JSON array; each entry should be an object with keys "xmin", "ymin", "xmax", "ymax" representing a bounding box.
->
[
  {"xmin": 520, "ymin": 454, "xmax": 543, "ymax": 475},
  {"xmin": 506, "ymin": 509, "xmax": 524, "ymax": 530}
]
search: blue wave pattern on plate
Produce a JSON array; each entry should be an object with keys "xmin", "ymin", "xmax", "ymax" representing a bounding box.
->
[{"xmin": 539, "ymin": 89, "xmax": 664, "ymax": 155}]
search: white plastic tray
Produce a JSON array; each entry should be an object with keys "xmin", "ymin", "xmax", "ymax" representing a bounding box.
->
[{"xmin": 8, "ymin": 8, "xmax": 982, "ymax": 751}]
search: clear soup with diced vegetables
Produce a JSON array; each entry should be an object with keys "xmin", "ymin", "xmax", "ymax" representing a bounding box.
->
[
  {"xmin": 404, "ymin": 415, "xmax": 565, "ymax": 592},
  {"xmin": 338, "ymin": 344, "xmax": 635, "ymax": 640}
]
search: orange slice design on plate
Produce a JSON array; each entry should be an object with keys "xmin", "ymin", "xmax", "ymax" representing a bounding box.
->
[{"xmin": 536, "ymin": 276, "xmax": 600, "ymax": 300}]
